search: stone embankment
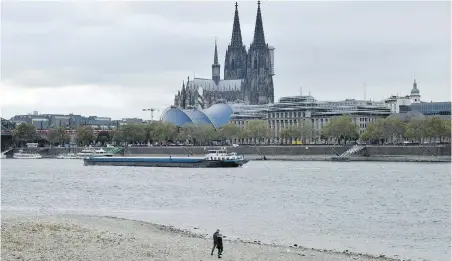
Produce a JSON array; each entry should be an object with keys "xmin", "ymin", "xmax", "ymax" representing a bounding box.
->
[{"xmin": 12, "ymin": 145, "xmax": 451, "ymax": 162}]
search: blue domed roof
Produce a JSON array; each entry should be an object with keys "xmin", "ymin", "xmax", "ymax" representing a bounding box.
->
[{"xmin": 160, "ymin": 104, "xmax": 233, "ymax": 129}]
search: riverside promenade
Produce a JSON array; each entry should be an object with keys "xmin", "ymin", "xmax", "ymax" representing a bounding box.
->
[{"xmin": 15, "ymin": 144, "xmax": 451, "ymax": 162}]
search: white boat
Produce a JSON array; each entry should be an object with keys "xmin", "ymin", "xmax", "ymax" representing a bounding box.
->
[
  {"xmin": 77, "ymin": 148, "xmax": 114, "ymax": 157},
  {"xmin": 204, "ymin": 148, "xmax": 245, "ymax": 161},
  {"xmin": 13, "ymin": 150, "xmax": 42, "ymax": 159},
  {"xmin": 56, "ymin": 153, "xmax": 80, "ymax": 159}
]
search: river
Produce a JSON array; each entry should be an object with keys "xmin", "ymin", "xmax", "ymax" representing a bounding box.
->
[{"xmin": 1, "ymin": 159, "xmax": 450, "ymax": 261}]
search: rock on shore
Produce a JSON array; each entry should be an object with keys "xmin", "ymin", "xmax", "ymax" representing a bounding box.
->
[{"xmin": 1, "ymin": 215, "xmax": 401, "ymax": 261}]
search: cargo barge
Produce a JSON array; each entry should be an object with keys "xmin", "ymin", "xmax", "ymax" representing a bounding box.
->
[{"xmin": 83, "ymin": 149, "xmax": 249, "ymax": 168}]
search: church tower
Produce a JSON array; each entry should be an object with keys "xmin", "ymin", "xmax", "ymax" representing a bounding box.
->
[
  {"xmin": 245, "ymin": 1, "xmax": 274, "ymax": 104},
  {"xmin": 224, "ymin": 2, "xmax": 247, "ymax": 80},
  {"xmin": 212, "ymin": 39, "xmax": 221, "ymax": 85},
  {"xmin": 180, "ymin": 81, "xmax": 186, "ymax": 109},
  {"xmin": 410, "ymin": 79, "xmax": 421, "ymax": 103}
]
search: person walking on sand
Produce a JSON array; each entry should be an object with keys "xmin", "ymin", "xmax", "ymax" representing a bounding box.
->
[
  {"xmin": 216, "ymin": 233, "xmax": 224, "ymax": 258},
  {"xmin": 211, "ymin": 229, "xmax": 220, "ymax": 255}
]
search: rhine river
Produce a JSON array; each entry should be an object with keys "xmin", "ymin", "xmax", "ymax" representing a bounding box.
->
[{"xmin": 1, "ymin": 159, "xmax": 450, "ymax": 261}]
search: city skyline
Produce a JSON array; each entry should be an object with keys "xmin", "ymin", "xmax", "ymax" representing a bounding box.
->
[{"xmin": 1, "ymin": 1, "xmax": 450, "ymax": 120}]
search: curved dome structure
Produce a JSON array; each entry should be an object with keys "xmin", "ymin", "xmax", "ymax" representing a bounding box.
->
[{"xmin": 160, "ymin": 104, "xmax": 233, "ymax": 129}]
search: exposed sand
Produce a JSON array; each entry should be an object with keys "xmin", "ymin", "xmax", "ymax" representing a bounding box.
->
[{"xmin": 1, "ymin": 215, "xmax": 401, "ymax": 261}]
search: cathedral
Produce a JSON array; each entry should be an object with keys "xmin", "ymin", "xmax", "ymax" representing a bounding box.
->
[{"xmin": 174, "ymin": 1, "xmax": 275, "ymax": 109}]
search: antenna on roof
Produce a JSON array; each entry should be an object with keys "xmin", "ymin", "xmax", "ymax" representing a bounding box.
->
[
  {"xmin": 364, "ymin": 81, "xmax": 367, "ymax": 101},
  {"xmin": 300, "ymin": 87, "xmax": 303, "ymax": 96}
]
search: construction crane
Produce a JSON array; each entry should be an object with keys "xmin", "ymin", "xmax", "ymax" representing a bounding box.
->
[{"xmin": 142, "ymin": 108, "xmax": 160, "ymax": 122}]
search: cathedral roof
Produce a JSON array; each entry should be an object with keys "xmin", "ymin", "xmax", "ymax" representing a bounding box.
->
[{"xmin": 186, "ymin": 78, "xmax": 243, "ymax": 92}]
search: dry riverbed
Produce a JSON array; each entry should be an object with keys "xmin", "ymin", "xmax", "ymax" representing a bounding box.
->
[{"xmin": 2, "ymin": 215, "xmax": 402, "ymax": 261}]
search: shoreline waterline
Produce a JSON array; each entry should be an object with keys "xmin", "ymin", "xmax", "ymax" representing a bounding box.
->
[
  {"xmin": 1, "ymin": 214, "xmax": 403, "ymax": 261},
  {"xmin": 119, "ymin": 154, "xmax": 452, "ymax": 162},
  {"xmin": 5, "ymin": 154, "xmax": 448, "ymax": 163}
]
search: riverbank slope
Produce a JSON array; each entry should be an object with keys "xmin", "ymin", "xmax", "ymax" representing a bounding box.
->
[{"xmin": 2, "ymin": 215, "xmax": 400, "ymax": 261}]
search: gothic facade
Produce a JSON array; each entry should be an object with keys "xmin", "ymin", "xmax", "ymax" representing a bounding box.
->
[{"xmin": 174, "ymin": 1, "xmax": 275, "ymax": 109}]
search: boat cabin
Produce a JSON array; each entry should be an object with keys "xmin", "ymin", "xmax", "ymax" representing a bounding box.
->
[{"xmin": 205, "ymin": 149, "xmax": 244, "ymax": 161}]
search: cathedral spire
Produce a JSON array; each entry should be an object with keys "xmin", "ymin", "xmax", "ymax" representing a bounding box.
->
[
  {"xmin": 212, "ymin": 38, "xmax": 221, "ymax": 85},
  {"xmin": 214, "ymin": 38, "xmax": 219, "ymax": 65},
  {"xmin": 230, "ymin": 2, "xmax": 243, "ymax": 47},
  {"xmin": 252, "ymin": 1, "xmax": 266, "ymax": 47}
]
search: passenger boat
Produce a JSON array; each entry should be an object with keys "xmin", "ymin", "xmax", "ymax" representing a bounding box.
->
[
  {"xmin": 83, "ymin": 148, "xmax": 249, "ymax": 168},
  {"xmin": 77, "ymin": 148, "xmax": 114, "ymax": 157},
  {"xmin": 13, "ymin": 150, "xmax": 42, "ymax": 159},
  {"xmin": 56, "ymin": 153, "xmax": 80, "ymax": 159}
]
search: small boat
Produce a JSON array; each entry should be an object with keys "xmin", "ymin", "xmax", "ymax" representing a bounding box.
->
[
  {"xmin": 83, "ymin": 148, "xmax": 249, "ymax": 168},
  {"xmin": 77, "ymin": 148, "xmax": 114, "ymax": 157},
  {"xmin": 56, "ymin": 153, "xmax": 80, "ymax": 159},
  {"xmin": 13, "ymin": 150, "xmax": 42, "ymax": 159}
]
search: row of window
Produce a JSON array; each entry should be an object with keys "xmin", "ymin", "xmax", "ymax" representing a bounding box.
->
[{"xmin": 268, "ymin": 111, "xmax": 308, "ymax": 118}]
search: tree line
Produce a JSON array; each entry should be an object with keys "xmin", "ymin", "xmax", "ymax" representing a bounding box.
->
[
  {"xmin": 10, "ymin": 115, "xmax": 451, "ymax": 147},
  {"xmin": 278, "ymin": 115, "xmax": 450, "ymax": 145}
]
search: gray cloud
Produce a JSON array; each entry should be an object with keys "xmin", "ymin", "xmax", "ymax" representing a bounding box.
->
[{"xmin": 1, "ymin": 1, "xmax": 450, "ymax": 119}]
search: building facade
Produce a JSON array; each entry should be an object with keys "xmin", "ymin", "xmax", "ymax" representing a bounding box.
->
[
  {"xmin": 384, "ymin": 79, "xmax": 422, "ymax": 113},
  {"xmin": 9, "ymin": 112, "xmax": 143, "ymax": 130},
  {"xmin": 264, "ymin": 96, "xmax": 391, "ymax": 143},
  {"xmin": 400, "ymin": 102, "xmax": 451, "ymax": 116},
  {"xmin": 173, "ymin": 1, "xmax": 275, "ymax": 109}
]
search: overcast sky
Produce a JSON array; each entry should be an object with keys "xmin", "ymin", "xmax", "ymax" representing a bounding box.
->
[{"xmin": 1, "ymin": 1, "xmax": 450, "ymax": 120}]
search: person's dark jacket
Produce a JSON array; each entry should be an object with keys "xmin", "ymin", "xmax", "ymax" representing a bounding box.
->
[
  {"xmin": 216, "ymin": 236, "xmax": 223, "ymax": 249},
  {"xmin": 213, "ymin": 231, "xmax": 219, "ymax": 243}
]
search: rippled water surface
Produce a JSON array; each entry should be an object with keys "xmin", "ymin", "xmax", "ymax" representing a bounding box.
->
[{"xmin": 1, "ymin": 159, "xmax": 450, "ymax": 261}]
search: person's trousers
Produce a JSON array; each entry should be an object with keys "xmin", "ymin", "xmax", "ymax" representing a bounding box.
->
[
  {"xmin": 211, "ymin": 243, "xmax": 217, "ymax": 255},
  {"xmin": 217, "ymin": 247, "xmax": 223, "ymax": 257}
]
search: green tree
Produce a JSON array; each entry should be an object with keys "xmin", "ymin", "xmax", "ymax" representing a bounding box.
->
[
  {"xmin": 12, "ymin": 123, "xmax": 37, "ymax": 146},
  {"xmin": 300, "ymin": 120, "xmax": 314, "ymax": 144},
  {"xmin": 381, "ymin": 117, "xmax": 406, "ymax": 143},
  {"xmin": 112, "ymin": 130, "xmax": 124, "ymax": 145},
  {"xmin": 442, "ymin": 120, "xmax": 451, "ymax": 142},
  {"xmin": 75, "ymin": 126, "xmax": 95, "ymax": 146},
  {"xmin": 47, "ymin": 126, "xmax": 71, "ymax": 145},
  {"xmin": 280, "ymin": 126, "xmax": 300, "ymax": 144},
  {"xmin": 118, "ymin": 124, "xmax": 147, "ymax": 145},
  {"xmin": 244, "ymin": 120, "xmax": 269, "ymax": 144},
  {"xmin": 151, "ymin": 122, "xmax": 178, "ymax": 143},
  {"xmin": 193, "ymin": 124, "xmax": 218, "ymax": 145},
  {"xmin": 424, "ymin": 116, "xmax": 447, "ymax": 142},
  {"xmin": 96, "ymin": 131, "xmax": 112, "ymax": 146},
  {"xmin": 177, "ymin": 123, "xmax": 196, "ymax": 144},
  {"xmin": 405, "ymin": 119, "xmax": 426, "ymax": 143},
  {"xmin": 219, "ymin": 123, "xmax": 241, "ymax": 143},
  {"xmin": 360, "ymin": 122, "xmax": 381, "ymax": 143},
  {"xmin": 321, "ymin": 115, "xmax": 359, "ymax": 144}
]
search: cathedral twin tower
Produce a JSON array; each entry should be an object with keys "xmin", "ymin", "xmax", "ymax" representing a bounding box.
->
[{"xmin": 174, "ymin": 1, "xmax": 275, "ymax": 109}]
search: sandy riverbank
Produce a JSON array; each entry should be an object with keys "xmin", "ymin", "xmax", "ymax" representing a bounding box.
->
[{"xmin": 1, "ymin": 215, "xmax": 401, "ymax": 261}]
